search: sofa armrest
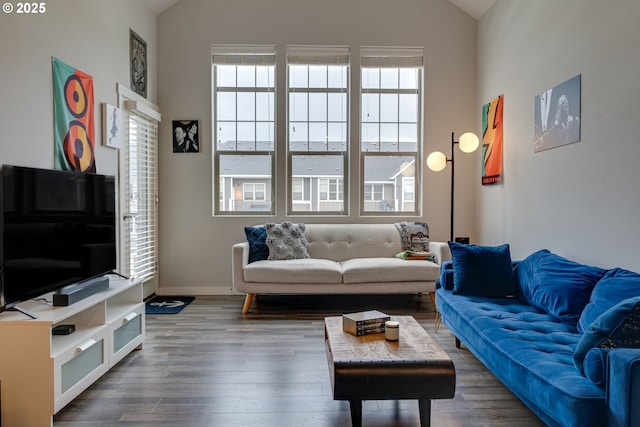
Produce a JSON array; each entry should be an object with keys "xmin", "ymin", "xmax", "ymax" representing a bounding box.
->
[
  {"xmin": 231, "ymin": 242, "xmax": 250, "ymax": 291},
  {"xmin": 438, "ymin": 261, "xmax": 455, "ymax": 290},
  {"xmin": 607, "ymin": 348, "xmax": 640, "ymax": 427},
  {"xmin": 429, "ymin": 241, "xmax": 451, "ymax": 265}
]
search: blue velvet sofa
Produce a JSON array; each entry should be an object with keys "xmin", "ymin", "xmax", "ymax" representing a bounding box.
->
[{"xmin": 436, "ymin": 245, "xmax": 640, "ymax": 427}]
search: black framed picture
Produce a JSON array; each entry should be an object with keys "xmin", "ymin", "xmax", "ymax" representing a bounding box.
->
[
  {"xmin": 173, "ymin": 120, "xmax": 199, "ymax": 153},
  {"xmin": 130, "ymin": 29, "xmax": 147, "ymax": 98}
]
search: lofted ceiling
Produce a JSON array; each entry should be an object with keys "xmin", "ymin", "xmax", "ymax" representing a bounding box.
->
[
  {"xmin": 137, "ymin": 0, "xmax": 495, "ymax": 20},
  {"xmin": 449, "ymin": 0, "xmax": 496, "ymax": 20}
]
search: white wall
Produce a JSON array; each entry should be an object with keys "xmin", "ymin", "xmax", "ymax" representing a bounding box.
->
[
  {"xmin": 476, "ymin": 0, "xmax": 640, "ymax": 270},
  {"xmin": 0, "ymin": 0, "xmax": 157, "ymax": 282},
  {"xmin": 0, "ymin": 0, "xmax": 157, "ymax": 177},
  {"xmin": 156, "ymin": 0, "xmax": 479, "ymax": 295}
]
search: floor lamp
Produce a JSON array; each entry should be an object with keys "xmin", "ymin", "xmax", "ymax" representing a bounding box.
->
[
  {"xmin": 427, "ymin": 132, "xmax": 479, "ymax": 332},
  {"xmin": 426, "ymin": 131, "xmax": 480, "ymax": 242}
]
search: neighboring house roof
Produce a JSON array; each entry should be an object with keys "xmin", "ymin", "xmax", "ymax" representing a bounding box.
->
[
  {"xmin": 366, "ymin": 156, "xmax": 414, "ymax": 181},
  {"xmin": 219, "ymin": 149, "xmax": 414, "ymax": 182}
]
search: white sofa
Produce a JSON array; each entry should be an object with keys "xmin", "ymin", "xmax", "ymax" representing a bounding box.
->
[{"xmin": 232, "ymin": 223, "xmax": 451, "ymax": 314}]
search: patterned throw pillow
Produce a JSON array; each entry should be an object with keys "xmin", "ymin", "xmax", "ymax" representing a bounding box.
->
[
  {"xmin": 394, "ymin": 221, "xmax": 429, "ymax": 252},
  {"xmin": 244, "ymin": 226, "xmax": 268, "ymax": 263},
  {"xmin": 265, "ymin": 222, "xmax": 310, "ymax": 260},
  {"xmin": 574, "ymin": 296, "xmax": 640, "ymax": 377}
]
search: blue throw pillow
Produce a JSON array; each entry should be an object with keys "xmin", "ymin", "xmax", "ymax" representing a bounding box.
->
[
  {"xmin": 515, "ymin": 250, "xmax": 606, "ymax": 325},
  {"xmin": 244, "ymin": 226, "xmax": 268, "ymax": 263},
  {"xmin": 582, "ymin": 347, "xmax": 611, "ymax": 387},
  {"xmin": 448, "ymin": 242, "xmax": 517, "ymax": 297},
  {"xmin": 574, "ymin": 296, "xmax": 640, "ymax": 377},
  {"xmin": 578, "ymin": 268, "xmax": 640, "ymax": 333}
]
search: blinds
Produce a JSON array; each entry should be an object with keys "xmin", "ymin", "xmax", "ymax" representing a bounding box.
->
[
  {"xmin": 287, "ymin": 45, "xmax": 350, "ymax": 65},
  {"xmin": 124, "ymin": 110, "xmax": 158, "ymax": 282},
  {"xmin": 211, "ymin": 44, "xmax": 276, "ymax": 65},
  {"xmin": 360, "ymin": 46, "xmax": 424, "ymax": 68}
]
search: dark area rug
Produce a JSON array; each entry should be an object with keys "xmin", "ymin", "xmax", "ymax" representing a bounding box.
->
[{"xmin": 145, "ymin": 296, "xmax": 195, "ymax": 314}]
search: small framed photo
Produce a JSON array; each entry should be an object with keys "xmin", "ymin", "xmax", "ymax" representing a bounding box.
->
[
  {"xmin": 102, "ymin": 103, "xmax": 123, "ymax": 149},
  {"xmin": 130, "ymin": 29, "xmax": 147, "ymax": 98},
  {"xmin": 173, "ymin": 120, "xmax": 199, "ymax": 153}
]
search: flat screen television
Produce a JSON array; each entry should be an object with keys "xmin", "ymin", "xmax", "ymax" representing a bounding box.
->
[{"xmin": 0, "ymin": 165, "xmax": 117, "ymax": 315}]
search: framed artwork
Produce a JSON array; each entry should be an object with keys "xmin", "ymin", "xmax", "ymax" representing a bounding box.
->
[
  {"xmin": 102, "ymin": 103, "xmax": 123, "ymax": 149},
  {"xmin": 534, "ymin": 74, "xmax": 581, "ymax": 152},
  {"xmin": 173, "ymin": 120, "xmax": 199, "ymax": 153},
  {"xmin": 130, "ymin": 29, "xmax": 147, "ymax": 98},
  {"xmin": 482, "ymin": 94, "xmax": 504, "ymax": 185}
]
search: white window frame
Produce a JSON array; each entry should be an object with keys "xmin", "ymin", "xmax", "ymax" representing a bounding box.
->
[
  {"xmin": 360, "ymin": 47, "xmax": 423, "ymax": 216},
  {"xmin": 212, "ymin": 45, "xmax": 276, "ymax": 216},
  {"xmin": 287, "ymin": 45, "xmax": 350, "ymax": 215},
  {"xmin": 319, "ymin": 177, "xmax": 344, "ymax": 201},
  {"xmin": 403, "ymin": 176, "xmax": 414, "ymax": 202},
  {"xmin": 292, "ymin": 177, "xmax": 306, "ymax": 201}
]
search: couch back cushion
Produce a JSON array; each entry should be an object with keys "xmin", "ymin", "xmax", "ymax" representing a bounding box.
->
[
  {"xmin": 304, "ymin": 224, "xmax": 402, "ymax": 261},
  {"xmin": 515, "ymin": 249, "xmax": 607, "ymax": 325},
  {"xmin": 578, "ymin": 267, "xmax": 640, "ymax": 332}
]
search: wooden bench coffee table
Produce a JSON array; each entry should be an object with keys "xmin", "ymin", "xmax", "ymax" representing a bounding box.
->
[{"xmin": 324, "ymin": 315, "xmax": 455, "ymax": 427}]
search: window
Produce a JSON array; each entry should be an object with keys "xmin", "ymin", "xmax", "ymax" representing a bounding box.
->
[
  {"xmin": 319, "ymin": 178, "xmax": 344, "ymax": 201},
  {"xmin": 212, "ymin": 45, "xmax": 276, "ymax": 214},
  {"xmin": 360, "ymin": 47, "xmax": 423, "ymax": 215},
  {"xmin": 364, "ymin": 184, "xmax": 384, "ymax": 201},
  {"xmin": 403, "ymin": 177, "xmax": 414, "ymax": 201},
  {"xmin": 287, "ymin": 46, "xmax": 349, "ymax": 215},
  {"xmin": 292, "ymin": 178, "xmax": 305, "ymax": 201},
  {"xmin": 243, "ymin": 183, "xmax": 265, "ymax": 201}
]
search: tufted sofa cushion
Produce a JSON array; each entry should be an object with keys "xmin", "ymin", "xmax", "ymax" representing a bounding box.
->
[
  {"xmin": 243, "ymin": 258, "xmax": 342, "ymax": 284},
  {"xmin": 304, "ymin": 224, "xmax": 402, "ymax": 261},
  {"xmin": 342, "ymin": 257, "xmax": 440, "ymax": 283},
  {"xmin": 437, "ymin": 287, "xmax": 606, "ymax": 427}
]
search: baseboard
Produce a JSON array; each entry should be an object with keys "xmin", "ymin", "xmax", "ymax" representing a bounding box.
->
[{"xmin": 156, "ymin": 286, "xmax": 238, "ymax": 296}]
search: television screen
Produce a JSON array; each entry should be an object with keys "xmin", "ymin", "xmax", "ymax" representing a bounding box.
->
[{"xmin": 0, "ymin": 165, "xmax": 116, "ymax": 312}]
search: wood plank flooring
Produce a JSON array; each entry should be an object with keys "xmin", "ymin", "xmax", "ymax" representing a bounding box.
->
[{"xmin": 53, "ymin": 294, "xmax": 545, "ymax": 427}]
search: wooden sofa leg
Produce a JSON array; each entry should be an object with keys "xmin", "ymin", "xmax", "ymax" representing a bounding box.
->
[
  {"xmin": 428, "ymin": 292, "xmax": 436, "ymax": 309},
  {"xmin": 242, "ymin": 293, "xmax": 255, "ymax": 314},
  {"xmin": 455, "ymin": 336, "xmax": 461, "ymax": 349},
  {"xmin": 428, "ymin": 292, "xmax": 442, "ymax": 332}
]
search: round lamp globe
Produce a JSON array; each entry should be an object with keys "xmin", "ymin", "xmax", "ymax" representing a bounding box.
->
[
  {"xmin": 427, "ymin": 151, "xmax": 447, "ymax": 172},
  {"xmin": 459, "ymin": 132, "xmax": 479, "ymax": 153}
]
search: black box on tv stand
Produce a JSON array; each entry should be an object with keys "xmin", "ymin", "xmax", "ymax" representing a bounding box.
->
[{"xmin": 52, "ymin": 276, "xmax": 110, "ymax": 306}]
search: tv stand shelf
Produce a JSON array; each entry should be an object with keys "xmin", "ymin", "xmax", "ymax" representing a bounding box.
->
[{"xmin": 0, "ymin": 275, "xmax": 145, "ymax": 427}]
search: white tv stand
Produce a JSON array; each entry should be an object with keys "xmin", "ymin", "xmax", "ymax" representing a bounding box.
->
[{"xmin": 0, "ymin": 275, "xmax": 145, "ymax": 427}]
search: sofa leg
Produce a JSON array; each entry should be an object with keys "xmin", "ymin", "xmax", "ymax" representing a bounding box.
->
[
  {"xmin": 242, "ymin": 293, "xmax": 254, "ymax": 314},
  {"xmin": 455, "ymin": 336, "xmax": 461, "ymax": 349},
  {"xmin": 428, "ymin": 292, "xmax": 442, "ymax": 332}
]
